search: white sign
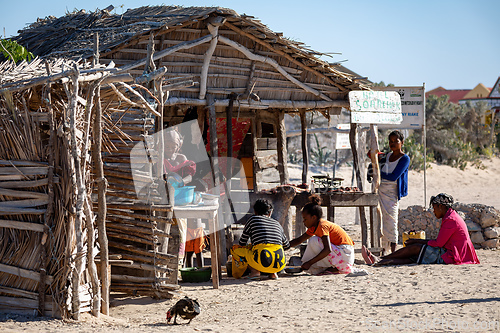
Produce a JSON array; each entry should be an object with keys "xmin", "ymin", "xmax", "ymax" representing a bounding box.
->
[
  {"xmin": 335, "ymin": 123, "xmax": 351, "ymax": 150},
  {"xmin": 374, "ymin": 86, "xmax": 425, "ymax": 129},
  {"xmin": 349, "ymin": 91, "xmax": 402, "ymax": 124}
]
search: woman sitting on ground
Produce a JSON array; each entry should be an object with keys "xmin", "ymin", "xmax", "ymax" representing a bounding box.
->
[
  {"xmin": 235, "ymin": 199, "xmax": 290, "ymax": 280},
  {"xmin": 289, "ymin": 194, "xmax": 355, "ymax": 275},
  {"xmin": 362, "ymin": 193, "xmax": 480, "ymax": 266}
]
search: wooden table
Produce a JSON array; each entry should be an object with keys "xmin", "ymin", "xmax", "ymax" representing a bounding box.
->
[
  {"xmin": 292, "ymin": 192, "xmax": 380, "ymax": 248},
  {"xmin": 172, "ymin": 204, "xmax": 220, "ymax": 289}
]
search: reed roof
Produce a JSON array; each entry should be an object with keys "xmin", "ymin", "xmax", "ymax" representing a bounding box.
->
[{"xmin": 14, "ymin": 5, "xmax": 371, "ymax": 105}]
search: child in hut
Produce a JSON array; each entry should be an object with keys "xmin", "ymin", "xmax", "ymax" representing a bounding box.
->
[
  {"xmin": 184, "ymin": 218, "xmax": 206, "ymax": 268},
  {"xmin": 163, "ymin": 128, "xmax": 196, "ymax": 185},
  {"xmin": 289, "ymin": 194, "xmax": 355, "ymax": 274},
  {"xmin": 163, "ymin": 127, "xmax": 201, "ymax": 267}
]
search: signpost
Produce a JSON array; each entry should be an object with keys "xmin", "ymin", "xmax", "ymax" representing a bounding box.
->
[
  {"xmin": 348, "ymin": 91, "xmax": 402, "ymax": 124},
  {"xmin": 374, "ymin": 86, "xmax": 425, "ymax": 129}
]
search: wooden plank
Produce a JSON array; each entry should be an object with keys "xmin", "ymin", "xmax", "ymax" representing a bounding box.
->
[
  {"xmin": 0, "ymin": 286, "xmax": 38, "ymax": 300},
  {"xmin": 0, "ymin": 207, "xmax": 46, "ymax": 215},
  {"xmin": 108, "ymin": 240, "xmax": 176, "ymax": 260},
  {"xmin": 0, "ymin": 188, "xmax": 48, "ymax": 199},
  {"xmin": 329, "ymin": 193, "xmax": 379, "ymax": 206},
  {"xmin": 0, "ymin": 263, "xmax": 53, "ymax": 285},
  {"xmin": 0, "ymin": 160, "xmax": 48, "ymax": 167},
  {"xmin": 111, "ymin": 261, "xmax": 174, "ymax": 273},
  {"xmin": 0, "ymin": 177, "xmax": 59, "ymax": 188},
  {"xmin": 0, "ymin": 198, "xmax": 49, "ymax": 208},
  {"xmin": 111, "ymin": 274, "xmax": 175, "ymax": 284},
  {"xmin": 0, "ymin": 219, "xmax": 47, "ymax": 232},
  {"xmin": 0, "ymin": 167, "xmax": 48, "ymax": 176}
]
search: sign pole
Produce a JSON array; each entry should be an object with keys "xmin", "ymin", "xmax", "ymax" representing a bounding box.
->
[
  {"xmin": 423, "ymin": 82, "xmax": 427, "ymax": 208},
  {"xmin": 333, "ymin": 149, "xmax": 338, "ymax": 179}
]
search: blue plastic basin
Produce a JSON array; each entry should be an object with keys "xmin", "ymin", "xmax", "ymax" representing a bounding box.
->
[{"xmin": 174, "ymin": 186, "xmax": 195, "ymax": 205}]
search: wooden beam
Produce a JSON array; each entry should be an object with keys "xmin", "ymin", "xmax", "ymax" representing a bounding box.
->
[
  {"xmin": 0, "ymin": 219, "xmax": 47, "ymax": 232},
  {"xmin": 164, "ymin": 97, "xmax": 348, "ymax": 110},
  {"xmin": 207, "ymin": 94, "xmax": 220, "ymax": 289},
  {"xmin": 349, "ymin": 123, "xmax": 368, "ymax": 247},
  {"xmin": 223, "ymin": 21, "xmax": 348, "ymax": 91},
  {"xmin": 0, "ymin": 263, "xmax": 53, "ymax": 285},
  {"xmin": 276, "ymin": 110, "xmax": 289, "ymax": 184},
  {"xmin": 199, "ymin": 23, "xmax": 219, "ymax": 99},
  {"xmin": 300, "ymin": 109, "xmax": 308, "ymax": 184},
  {"xmin": 218, "ymin": 36, "xmax": 332, "ymax": 101},
  {"xmin": 118, "ymin": 34, "xmax": 213, "ymax": 73}
]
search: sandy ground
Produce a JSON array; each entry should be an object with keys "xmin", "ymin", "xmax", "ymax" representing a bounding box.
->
[{"xmin": 2, "ymin": 158, "xmax": 500, "ymax": 332}]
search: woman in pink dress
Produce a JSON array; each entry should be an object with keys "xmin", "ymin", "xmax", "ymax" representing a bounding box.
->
[{"xmin": 362, "ymin": 193, "xmax": 480, "ymax": 266}]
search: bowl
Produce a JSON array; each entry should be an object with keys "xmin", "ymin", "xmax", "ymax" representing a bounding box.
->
[
  {"xmin": 180, "ymin": 267, "xmax": 212, "ymax": 283},
  {"xmin": 174, "ymin": 186, "xmax": 195, "ymax": 205},
  {"xmin": 285, "ymin": 266, "xmax": 303, "ymax": 274}
]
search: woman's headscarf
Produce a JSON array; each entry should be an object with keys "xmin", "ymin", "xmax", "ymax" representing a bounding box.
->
[{"xmin": 430, "ymin": 193, "xmax": 454, "ymax": 209}]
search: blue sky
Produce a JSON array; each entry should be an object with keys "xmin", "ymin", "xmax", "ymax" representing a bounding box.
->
[{"xmin": 1, "ymin": 0, "xmax": 499, "ymax": 91}]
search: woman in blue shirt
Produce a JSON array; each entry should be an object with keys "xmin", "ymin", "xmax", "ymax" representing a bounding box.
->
[{"xmin": 373, "ymin": 130, "xmax": 410, "ymax": 254}]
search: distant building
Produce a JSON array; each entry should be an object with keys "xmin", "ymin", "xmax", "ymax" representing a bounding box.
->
[
  {"xmin": 458, "ymin": 77, "xmax": 500, "ymax": 125},
  {"xmin": 425, "ymin": 87, "xmax": 471, "ymax": 104}
]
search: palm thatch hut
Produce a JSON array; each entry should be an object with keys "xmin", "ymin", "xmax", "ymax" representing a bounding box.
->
[
  {"xmin": 0, "ymin": 56, "xmax": 180, "ymax": 318},
  {"xmin": 2, "ymin": 5, "xmax": 374, "ymax": 319}
]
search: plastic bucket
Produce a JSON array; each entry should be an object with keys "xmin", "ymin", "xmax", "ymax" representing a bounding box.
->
[{"xmin": 174, "ymin": 186, "xmax": 195, "ymax": 205}]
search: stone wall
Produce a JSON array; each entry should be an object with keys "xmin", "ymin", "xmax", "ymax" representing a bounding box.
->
[{"xmin": 398, "ymin": 203, "xmax": 500, "ymax": 249}]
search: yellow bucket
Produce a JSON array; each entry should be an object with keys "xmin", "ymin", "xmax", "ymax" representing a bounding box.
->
[{"xmin": 402, "ymin": 230, "xmax": 426, "ymax": 246}]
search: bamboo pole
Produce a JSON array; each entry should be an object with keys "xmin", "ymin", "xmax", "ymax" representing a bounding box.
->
[{"xmin": 93, "ymin": 79, "xmax": 110, "ymax": 315}]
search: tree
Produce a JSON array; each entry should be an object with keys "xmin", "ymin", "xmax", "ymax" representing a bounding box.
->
[{"xmin": 0, "ymin": 39, "xmax": 33, "ymax": 62}]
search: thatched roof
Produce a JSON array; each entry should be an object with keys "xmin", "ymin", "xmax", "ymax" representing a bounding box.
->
[{"xmin": 13, "ymin": 6, "xmax": 371, "ymax": 111}]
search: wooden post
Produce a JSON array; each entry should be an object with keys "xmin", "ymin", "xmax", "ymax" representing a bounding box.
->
[
  {"xmin": 251, "ymin": 115, "xmax": 258, "ymax": 192},
  {"xmin": 39, "ymin": 61, "xmax": 56, "ymax": 317},
  {"xmin": 276, "ymin": 110, "xmax": 289, "ymax": 184},
  {"xmin": 276, "ymin": 109, "xmax": 291, "ymax": 238},
  {"xmin": 199, "ymin": 22, "xmax": 219, "ymax": 100},
  {"xmin": 93, "ymin": 78, "xmax": 109, "ymax": 315},
  {"xmin": 369, "ymin": 125, "xmax": 382, "ymax": 248},
  {"xmin": 349, "ymin": 123, "xmax": 369, "ymax": 247},
  {"xmin": 207, "ymin": 95, "xmax": 220, "ymax": 288},
  {"xmin": 69, "ymin": 67, "xmax": 84, "ymax": 320},
  {"xmin": 300, "ymin": 109, "xmax": 308, "ymax": 185}
]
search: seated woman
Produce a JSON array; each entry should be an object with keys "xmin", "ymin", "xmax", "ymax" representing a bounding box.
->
[
  {"xmin": 289, "ymin": 195, "xmax": 355, "ymax": 275},
  {"xmin": 362, "ymin": 193, "xmax": 480, "ymax": 266},
  {"xmin": 235, "ymin": 199, "xmax": 290, "ymax": 280}
]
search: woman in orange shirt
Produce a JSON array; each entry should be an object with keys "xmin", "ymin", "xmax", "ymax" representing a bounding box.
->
[{"xmin": 289, "ymin": 195, "xmax": 355, "ymax": 274}]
